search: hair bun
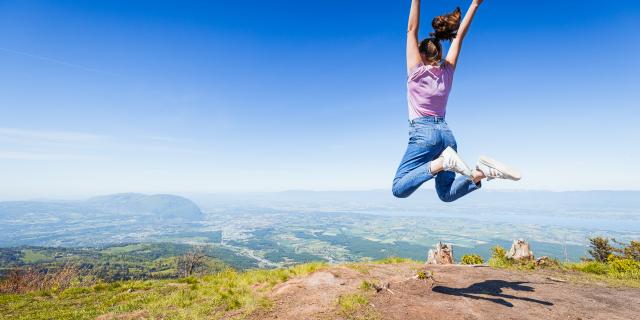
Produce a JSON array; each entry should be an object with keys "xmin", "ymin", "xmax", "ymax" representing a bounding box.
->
[{"xmin": 430, "ymin": 7, "xmax": 462, "ymax": 41}]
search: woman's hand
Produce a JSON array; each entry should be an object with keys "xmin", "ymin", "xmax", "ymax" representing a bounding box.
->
[{"xmin": 472, "ymin": 0, "xmax": 483, "ymax": 6}]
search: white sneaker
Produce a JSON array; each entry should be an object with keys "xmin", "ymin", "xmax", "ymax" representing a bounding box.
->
[
  {"xmin": 476, "ymin": 156, "xmax": 522, "ymax": 181},
  {"xmin": 441, "ymin": 147, "xmax": 472, "ymax": 177}
]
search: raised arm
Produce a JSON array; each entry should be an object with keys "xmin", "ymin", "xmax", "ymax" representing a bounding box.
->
[
  {"xmin": 445, "ymin": 0, "xmax": 483, "ymax": 68},
  {"xmin": 406, "ymin": 0, "xmax": 422, "ymax": 75}
]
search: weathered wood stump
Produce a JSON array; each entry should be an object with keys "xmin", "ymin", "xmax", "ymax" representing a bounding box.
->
[
  {"xmin": 506, "ymin": 239, "xmax": 534, "ymax": 261},
  {"xmin": 426, "ymin": 242, "xmax": 454, "ymax": 265}
]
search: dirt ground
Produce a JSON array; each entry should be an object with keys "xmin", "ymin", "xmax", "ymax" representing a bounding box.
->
[{"xmin": 255, "ymin": 263, "xmax": 640, "ymax": 320}]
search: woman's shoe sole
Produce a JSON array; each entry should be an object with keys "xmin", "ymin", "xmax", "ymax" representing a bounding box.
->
[{"xmin": 479, "ymin": 156, "xmax": 522, "ymax": 181}]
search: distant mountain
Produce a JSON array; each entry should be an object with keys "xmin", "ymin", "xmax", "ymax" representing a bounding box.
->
[
  {"xmin": 84, "ymin": 193, "xmax": 203, "ymax": 220},
  {"xmin": 0, "ymin": 193, "xmax": 204, "ymax": 220}
]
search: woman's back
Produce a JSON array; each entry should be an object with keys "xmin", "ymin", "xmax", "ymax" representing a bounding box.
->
[{"xmin": 407, "ymin": 62, "xmax": 455, "ymax": 120}]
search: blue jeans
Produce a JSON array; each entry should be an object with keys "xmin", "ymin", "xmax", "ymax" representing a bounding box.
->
[{"xmin": 392, "ymin": 116, "xmax": 480, "ymax": 202}]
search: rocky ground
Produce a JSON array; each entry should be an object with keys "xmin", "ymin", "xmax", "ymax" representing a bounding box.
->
[{"xmin": 254, "ymin": 262, "xmax": 640, "ymax": 320}]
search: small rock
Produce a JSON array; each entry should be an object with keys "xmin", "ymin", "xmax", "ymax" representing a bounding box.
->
[{"xmin": 536, "ymin": 256, "xmax": 551, "ymax": 267}]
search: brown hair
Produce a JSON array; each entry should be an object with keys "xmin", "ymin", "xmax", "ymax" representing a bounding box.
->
[{"xmin": 419, "ymin": 7, "xmax": 461, "ymax": 64}]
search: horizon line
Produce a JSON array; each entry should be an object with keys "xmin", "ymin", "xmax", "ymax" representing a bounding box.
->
[{"xmin": 2, "ymin": 188, "xmax": 640, "ymax": 202}]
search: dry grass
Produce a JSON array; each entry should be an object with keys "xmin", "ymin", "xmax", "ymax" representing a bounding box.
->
[
  {"xmin": 0, "ymin": 265, "xmax": 95, "ymax": 294},
  {"xmin": 0, "ymin": 262, "xmax": 326, "ymax": 320}
]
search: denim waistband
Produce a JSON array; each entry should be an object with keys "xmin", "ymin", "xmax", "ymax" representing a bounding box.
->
[{"xmin": 409, "ymin": 115, "xmax": 446, "ymax": 125}]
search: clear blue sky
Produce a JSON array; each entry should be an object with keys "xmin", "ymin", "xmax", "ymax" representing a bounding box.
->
[{"xmin": 0, "ymin": 0, "xmax": 639, "ymax": 198}]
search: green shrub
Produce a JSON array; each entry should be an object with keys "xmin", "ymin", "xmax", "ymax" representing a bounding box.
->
[
  {"xmin": 607, "ymin": 255, "xmax": 640, "ymax": 273},
  {"xmin": 488, "ymin": 246, "xmax": 513, "ymax": 268},
  {"xmin": 461, "ymin": 254, "xmax": 484, "ymax": 265},
  {"xmin": 615, "ymin": 240, "xmax": 640, "ymax": 261},
  {"xmin": 566, "ymin": 255, "xmax": 640, "ymax": 284},
  {"xmin": 575, "ymin": 237, "xmax": 640, "ymax": 281},
  {"xmin": 491, "ymin": 246, "xmax": 507, "ymax": 259},
  {"xmin": 588, "ymin": 237, "xmax": 614, "ymax": 262}
]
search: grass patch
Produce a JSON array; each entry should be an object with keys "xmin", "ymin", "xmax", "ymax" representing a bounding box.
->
[
  {"xmin": 21, "ymin": 249, "xmax": 51, "ymax": 263},
  {"xmin": 337, "ymin": 268, "xmax": 387, "ymax": 320},
  {"xmin": 564, "ymin": 257, "xmax": 640, "ymax": 287},
  {"xmin": 359, "ymin": 280, "xmax": 374, "ymax": 291},
  {"xmin": 338, "ymin": 293, "xmax": 368, "ymax": 312},
  {"xmin": 347, "ymin": 264, "xmax": 371, "ymax": 275},
  {"xmin": 100, "ymin": 243, "xmax": 149, "ymax": 255},
  {"xmin": 337, "ymin": 276, "xmax": 383, "ymax": 320},
  {"xmin": 337, "ymin": 292, "xmax": 380, "ymax": 320},
  {"xmin": 373, "ymin": 257, "xmax": 416, "ymax": 264},
  {"xmin": 0, "ymin": 262, "xmax": 326, "ymax": 320},
  {"xmin": 569, "ymin": 261, "xmax": 608, "ymax": 275},
  {"xmin": 560, "ymin": 270, "xmax": 640, "ymax": 288}
]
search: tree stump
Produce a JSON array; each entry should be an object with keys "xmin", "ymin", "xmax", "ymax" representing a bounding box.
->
[
  {"xmin": 506, "ymin": 239, "xmax": 534, "ymax": 261},
  {"xmin": 426, "ymin": 242, "xmax": 454, "ymax": 265}
]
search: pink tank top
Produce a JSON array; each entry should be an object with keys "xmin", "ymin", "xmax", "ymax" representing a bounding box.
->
[{"xmin": 407, "ymin": 62, "xmax": 455, "ymax": 120}]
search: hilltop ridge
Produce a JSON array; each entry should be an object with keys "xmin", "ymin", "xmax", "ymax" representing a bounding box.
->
[
  {"xmin": 2, "ymin": 260, "xmax": 639, "ymax": 320},
  {"xmin": 255, "ymin": 262, "xmax": 639, "ymax": 320}
]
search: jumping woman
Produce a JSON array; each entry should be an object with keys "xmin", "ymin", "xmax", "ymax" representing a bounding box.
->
[{"xmin": 392, "ymin": 0, "xmax": 521, "ymax": 201}]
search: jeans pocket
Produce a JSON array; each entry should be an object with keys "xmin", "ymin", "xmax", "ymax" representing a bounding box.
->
[{"xmin": 409, "ymin": 127, "xmax": 439, "ymax": 147}]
